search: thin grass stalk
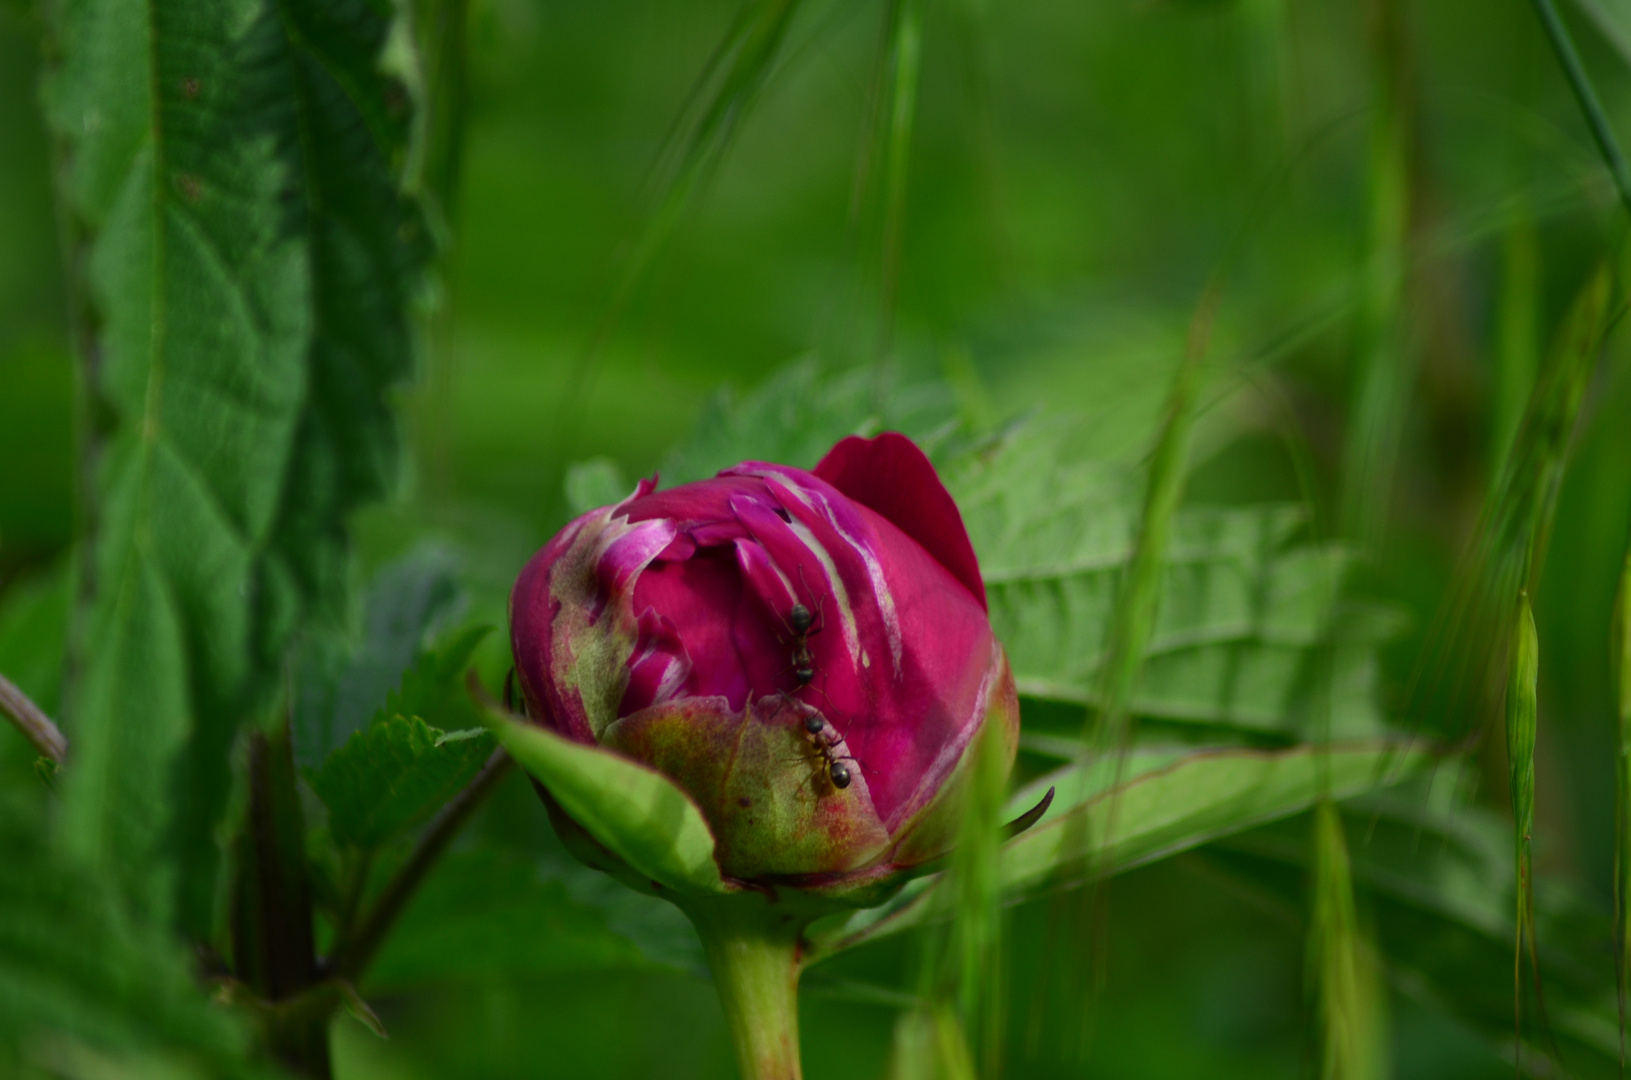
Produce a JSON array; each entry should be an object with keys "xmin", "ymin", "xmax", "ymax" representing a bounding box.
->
[
  {"xmin": 1407, "ymin": 266, "xmax": 1608, "ymax": 748},
  {"xmin": 1614, "ymin": 549, "xmax": 1631, "ymax": 1067},
  {"xmin": 1081, "ymin": 280, "xmax": 1220, "ymax": 762},
  {"xmin": 1506, "ymin": 593, "xmax": 1540, "ymax": 1070},
  {"xmin": 1493, "ymin": 202, "xmax": 1541, "ymax": 479},
  {"xmin": 1041, "ymin": 282, "xmax": 1219, "ymax": 1058},
  {"xmin": 876, "ymin": 0, "xmax": 923, "ymax": 374},
  {"xmin": 1530, "ymin": 0, "xmax": 1631, "ymax": 219},
  {"xmin": 1340, "ymin": 0, "xmax": 1413, "ymax": 550},
  {"xmin": 909, "ymin": 717, "xmax": 1010, "ymax": 1076},
  {"xmin": 1309, "ymin": 800, "xmax": 1387, "ymax": 1080},
  {"xmin": 550, "ymin": 0, "xmax": 803, "ymax": 459}
]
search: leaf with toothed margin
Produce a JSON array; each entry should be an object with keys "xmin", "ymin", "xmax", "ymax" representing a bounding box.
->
[
  {"xmin": 482, "ymin": 705, "xmax": 729, "ymax": 897},
  {"xmin": 804, "ymin": 739, "xmax": 1427, "ymax": 959},
  {"xmin": 40, "ymin": 0, "xmax": 429, "ymax": 932},
  {"xmin": 309, "ymin": 625, "xmax": 496, "ymax": 849}
]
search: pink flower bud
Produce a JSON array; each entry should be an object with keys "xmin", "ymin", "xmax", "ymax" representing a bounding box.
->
[{"xmin": 510, "ymin": 433, "xmax": 1019, "ymax": 896}]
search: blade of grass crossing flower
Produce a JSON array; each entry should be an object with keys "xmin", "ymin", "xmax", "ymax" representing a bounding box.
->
[
  {"xmin": 1614, "ymin": 549, "xmax": 1631, "ymax": 1064},
  {"xmin": 1309, "ymin": 800, "xmax": 1388, "ymax": 1080},
  {"xmin": 1507, "ymin": 593, "xmax": 1540, "ymax": 1067},
  {"xmin": 945, "ymin": 716, "xmax": 1010, "ymax": 1074},
  {"xmin": 1339, "ymin": 0, "xmax": 1412, "ymax": 549}
]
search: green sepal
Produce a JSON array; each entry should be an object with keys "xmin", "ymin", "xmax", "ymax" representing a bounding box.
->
[{"xmin": 481, "ymin": 704, "xmax": 729, "ymax": 896}]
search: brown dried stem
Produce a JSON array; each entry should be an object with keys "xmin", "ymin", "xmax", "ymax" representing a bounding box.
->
[{"xmin": 0, "ymin": 672, "xmax": 67, "ymax": 764}]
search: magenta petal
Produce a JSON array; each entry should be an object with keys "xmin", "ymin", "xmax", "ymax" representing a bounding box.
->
[
  {"xmin": 621, "ymin": 608, "xmax": 692, "ymax": 714},
  {"xmin": 813, "ymin": 432, "xmax": 986, "ymax": 610},
  {"xmin": 732, "ymin": 537, "xmax": 799, "ymax": 625},
  {"xmin": 596, "ymin": 519, "xmax": 678, "ymax": 599}
]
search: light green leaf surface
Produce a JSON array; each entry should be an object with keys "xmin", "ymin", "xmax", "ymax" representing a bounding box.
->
[
  {"xmin": 945, "ymin": 426, "xmax": 1400, "ymax": 736},
  {"xmin": 311, "ymin": 626, "xmax": 495, "ymax": 848},
  {"xmin": 484, "ymin": 707, "xmax": 727, "ymax": 896},
  {"xmin": 42, "ymin": 0, "xmax": 426, "ymax": 929},
  {"xmin": 808, "ymin": 740, "xmax": 1424, "ymax": 958}
]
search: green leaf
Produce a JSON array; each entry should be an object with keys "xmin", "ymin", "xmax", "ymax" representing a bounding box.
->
[
  {"xmin": 294, "ymin": 546, "xmax": 464, "ymax": 773},
  {"xmin": 0, "ymin": 806, "xmax": 259, "ymax": 1077},
  {"xmin": 42, "ymin": 0, "xmax": 428, "ymax": 929},
  {"xmin": 944, "ymin": 424, "xmax": 1400, "ymax": 737},
  {"xmin": 564, "ymin": 458, "xmax": 632, "ymax": 518},
  {"xmin": 362, "ymin": 848, "xmax": 651, "ymax": 991},
  {"xmin": 659, "ymin": 360, "xmax": 958, "ymax": 485},
  {"xmin": 310, "ymin": 626, "xmax": 495, "ymax": 849},
  {"xmin": 483, "ymin": 705, "xmax": 727, "ymax": 896},
  {"xmin": 808, "ymin": 740, "xmax": 1425, "ymax": 958}
]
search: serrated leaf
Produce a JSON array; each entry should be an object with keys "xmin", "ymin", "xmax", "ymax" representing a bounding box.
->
[
  {"xmin": 944, "ymin": 424, "xmax": 1400, "ymax": 737},
  {"xmin": 362, "ymin": 848, "xmax": 651, "ymax": 990},
  {"xmin": 311, "ymin": 713, "xmax": 494, "ymax": 849},
  {"xmin": 295, "ymin": 546, "xmax": 465, "ymax": 773},
  {"xmin": 482, "ymin": 705, "xmax": 727, "ymax": 896},
  {"xmin": 808, "ymin": 740, "xmax": 1425, "ymax": 958},
  {"xmin": 42, "ymin": 0, "xmax": 428, "ymax": 930},
  {"xmin": 659, "ymin": 360, "xmax": 958, "ymax": 484}
]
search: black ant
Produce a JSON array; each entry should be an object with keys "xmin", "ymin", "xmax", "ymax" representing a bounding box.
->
[{"xmin": 800, "ymin": 712, "xmax": 858, "ymax": 791}]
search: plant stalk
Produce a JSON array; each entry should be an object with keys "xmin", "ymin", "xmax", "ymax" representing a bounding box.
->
[
  {"xmin": 0, "ymin": 672, "xmax": 67, "ymax": 763},
  {"xmin": 683, "ymin": 898, "xmax": 808, "ymax": 1080}
]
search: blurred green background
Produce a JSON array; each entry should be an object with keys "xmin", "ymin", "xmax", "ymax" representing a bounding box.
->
[{"xmin": 5, "ymin": 0, "xmax": 1631, "ymax": 1075}]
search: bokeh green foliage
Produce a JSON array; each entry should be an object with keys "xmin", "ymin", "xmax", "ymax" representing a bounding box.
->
[{"xmin": 5, "ymin": 0, "xmax": 1631, "ymax": 1076}]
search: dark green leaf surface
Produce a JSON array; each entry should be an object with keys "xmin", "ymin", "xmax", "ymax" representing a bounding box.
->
[
  {"xmin": 42, "ymin": 0, "xmax": 426, "ymax": 929},
  {"xmin": 311, "ymin": 626, "xmax": 495, "ymax": 848},
  {"xmin": 363, "ymin": 848, "xmax": 650, "ymax": 990},
  {"xmin": 1214, "ymin": 792, "xmax": 1622, "ymax": 1076},
  {"xmin": 0, "ymin": 805, "xmax": 259, "ymax": 1077},
  {"xmin": 295, "ymin": 547, "xmax": 464, "ymax": 773}
]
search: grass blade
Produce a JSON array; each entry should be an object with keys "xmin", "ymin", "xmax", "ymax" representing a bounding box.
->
[
  {"xmin": 1339, "ymin": 0, "xmax": 1413, "ymax": 549},
  {"xmin": 1506, "ymin": 593, "xmax": 1540, "ymax": 1068},
  {"xmin": 1309, "ymin": 799, "xmax": 1387, "ymax": 1080},
  {"xmin": 1615, "ymin": 548, "xmax": 1631, "ymax": 1064},
  {"xmin": 1530, "ymin": 0, "xmax": 1631, "ymax": 218}
]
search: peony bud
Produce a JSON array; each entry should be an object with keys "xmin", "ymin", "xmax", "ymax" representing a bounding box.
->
[{"xmin": 509, "ymin": 432, "xmax": 1019, "ymax": 903}]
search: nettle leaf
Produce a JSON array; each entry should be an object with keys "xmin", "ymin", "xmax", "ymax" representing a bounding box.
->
[
  {"xmin": 42, "ymin": 0, "xmax": 427, "ymax": 928},
  {"xmin": 660, "ymin": 360, "xmax": 958, "ymax": 484},
  {"xmin": 311, "ymin": 627, "xmax": 495, "ymax": 849},
  {"xmin": 942, "ymin": 424, "xmax": 1402, "ymax": 737},
  {"xmin": 808, "ymin": 740, "xmax": 1425, "ymax": 958},
  {"xmin": 295, "ymin": 547, "xmax": 464, "ymax": 773},
  {"xmin": 0, "ymin": 807, "xmax": 259, "ymax": 1076}
]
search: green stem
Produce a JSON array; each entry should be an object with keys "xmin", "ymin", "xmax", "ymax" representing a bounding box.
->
[{"xmin": 683, "ymin": 898, "xmax": 808, "ymax": 1080}]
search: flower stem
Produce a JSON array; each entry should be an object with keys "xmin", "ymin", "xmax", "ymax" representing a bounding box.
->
[{"xmin": 683, "ymin": 898, "xmax": 808, "ymax": 1080}]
